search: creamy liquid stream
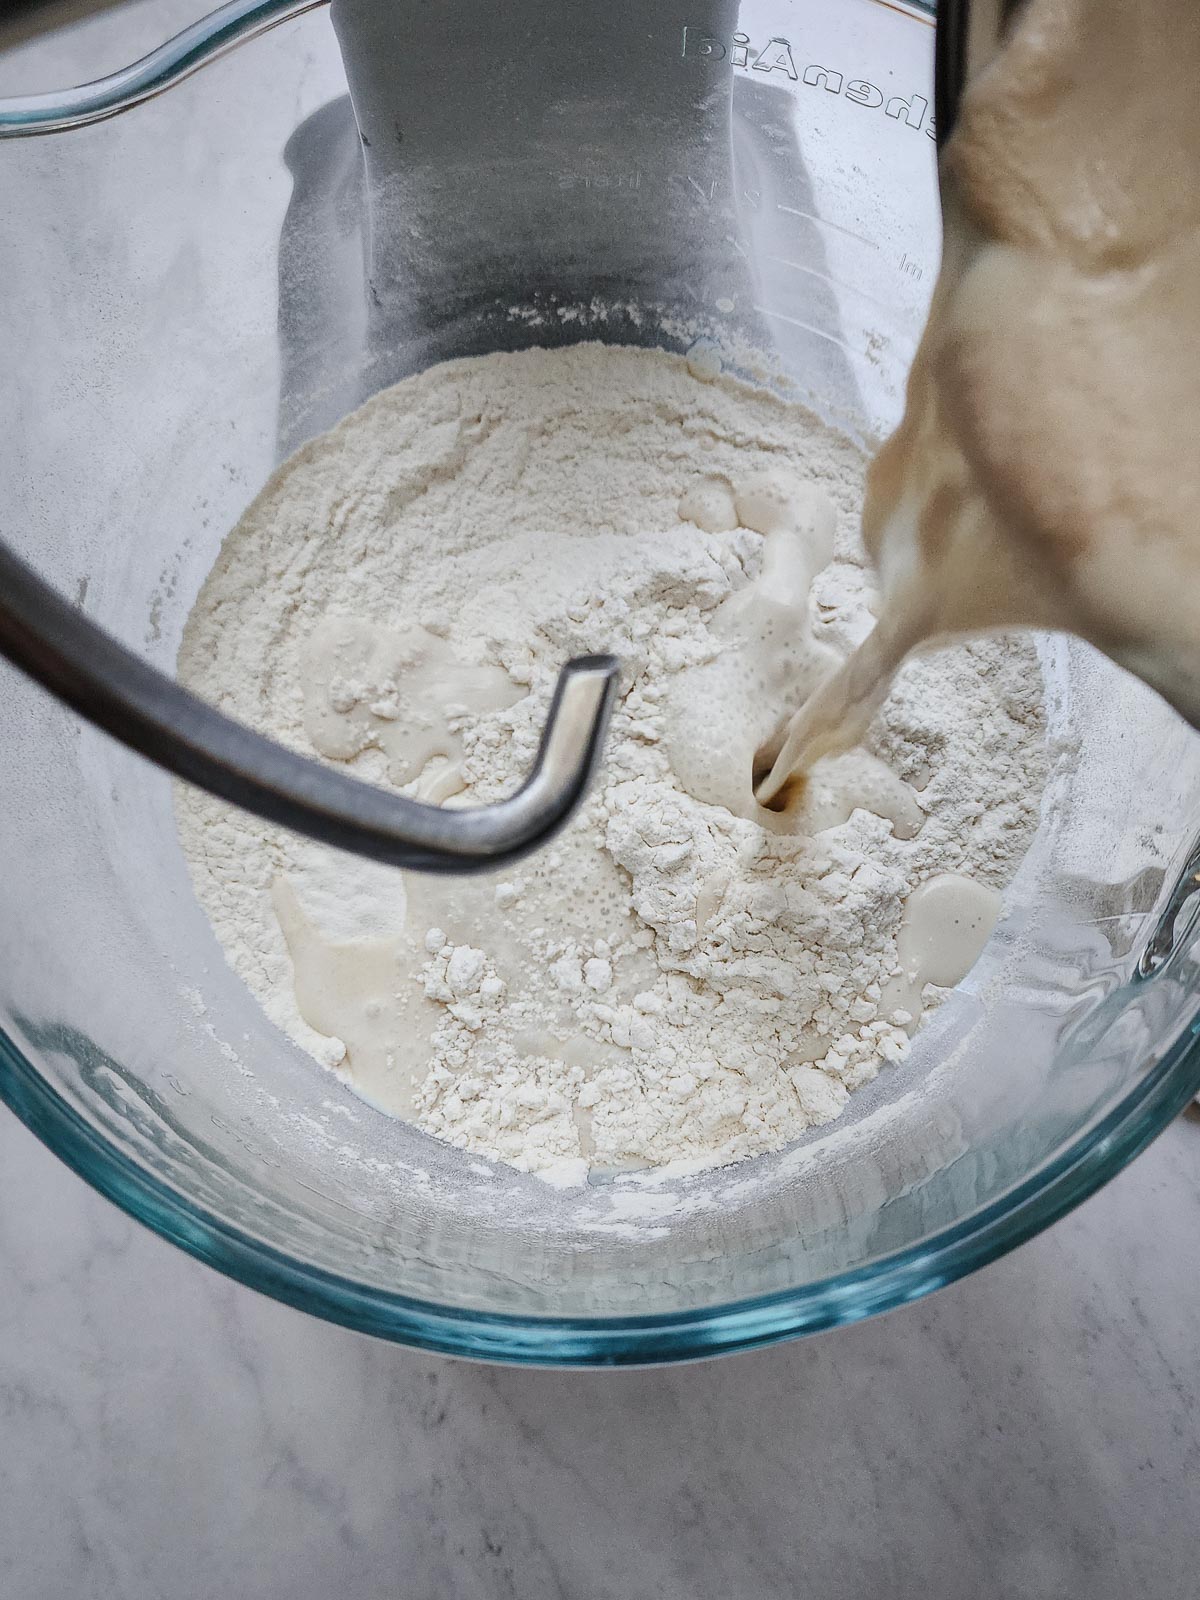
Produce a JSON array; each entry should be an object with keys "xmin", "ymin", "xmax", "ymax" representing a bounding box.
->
[{"xmin": 756, "ymin": 0, "xmax": 1200, "ymax": 807}]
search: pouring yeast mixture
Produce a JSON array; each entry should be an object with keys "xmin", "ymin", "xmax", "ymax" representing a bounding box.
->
[
  {"xmin": 178, "ymin": 0, "xmax": 1188, "ymax": 1183},
  {"xmin": 757, "ymin": 0, "xmax": 1200, "ymax": 804}
]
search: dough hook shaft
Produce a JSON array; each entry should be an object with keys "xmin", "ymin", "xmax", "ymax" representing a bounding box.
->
[
  {"xmin": 0, "ymin": 0, "xmax": 626, "ymax": 872},
  {"xmin": 0, "ymin": 541, "xmax": 618, "ymax": 873}
]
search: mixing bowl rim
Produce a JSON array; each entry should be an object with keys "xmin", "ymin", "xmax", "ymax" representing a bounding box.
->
[
  {"xmin": 0, "ymin": 0, "xmax": 1179, "ymax": 1364},
  {"xmin": 3, "ymin": 1015, "xmax": 1197, "ymax": 1364}
]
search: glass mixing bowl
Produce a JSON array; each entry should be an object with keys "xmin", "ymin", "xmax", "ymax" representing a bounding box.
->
[{"xmin": 2, "ymin": 0, "xmax": 1200, "ymax": 1365}]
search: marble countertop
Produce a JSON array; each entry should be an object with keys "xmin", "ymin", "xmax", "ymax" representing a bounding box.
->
[
  {"xmin": 3, "ymin": 6, "xmax": 1198, "ymax": 1596},
  {"xmin": 2, "ymin": 1103, "xmax": 1197, "ymax": 1600}
]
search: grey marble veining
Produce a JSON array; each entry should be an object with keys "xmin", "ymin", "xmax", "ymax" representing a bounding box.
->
[{"xmin": 1, "ymin": 1103, "xmax": 1197, "ymax": 1600}]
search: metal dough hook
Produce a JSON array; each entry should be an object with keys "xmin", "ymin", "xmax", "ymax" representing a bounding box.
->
[
  {"xmin": 0, "ymin": 0, "xmax": 621, "ymax": 874},
  {"xmin": 0, "ymin": 541, "xmax": 617, "ymax": 874}
]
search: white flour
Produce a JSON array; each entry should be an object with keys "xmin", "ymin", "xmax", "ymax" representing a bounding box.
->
[{"xmin": 177, "ymin": 344, "xmax": 1045, "ymax": 1184}]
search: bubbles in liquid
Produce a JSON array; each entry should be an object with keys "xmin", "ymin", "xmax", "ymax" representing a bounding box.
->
[
  {"xmin": 735, "ymin": 474, "xmax": 834, "ymax": 556},
  {"xmin": 678, "ymin": 477, "xmax": 738, "ymax": 533},
  {"xmin": 665, "ymin": 468, "xmax": 922, "ymax": 840},
  {"xmin": 767, "ymin": 750, "xmax": 924, "ymax": 841}
]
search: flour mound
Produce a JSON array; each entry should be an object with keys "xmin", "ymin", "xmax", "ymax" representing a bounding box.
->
[{"xmin": 177, "ymin": 345, "xmax": 1045, "ymax": 1182}]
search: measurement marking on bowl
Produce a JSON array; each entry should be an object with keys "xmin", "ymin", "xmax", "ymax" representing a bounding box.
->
[
  {"xmin": 766, "ymin": 254, "xmax": 895, "ymax": 311},
  {"xmin": 776, "ymin": 203, "xmax": 878, "ymax": 248},
  {"xmin": 752, "ymin": 304, "xmax": 856, "ymax": 352}
]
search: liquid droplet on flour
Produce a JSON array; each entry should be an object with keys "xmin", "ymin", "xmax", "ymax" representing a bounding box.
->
[
  {"xmin": 301, "ymin": 616, "xmax": 520, "ymax": 787},
  {"xmin": 883, "ymin": 872, "xmax": 1004, "ymax": 1025},
  {"xmin": 271, "ymin": 874, "xmax": 435, "ymax": 1116}
]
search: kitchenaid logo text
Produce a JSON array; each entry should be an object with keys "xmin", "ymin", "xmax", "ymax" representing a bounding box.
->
[{"xmin": 682, "ymin": 26, "xmax": 936, "ymax": 140}]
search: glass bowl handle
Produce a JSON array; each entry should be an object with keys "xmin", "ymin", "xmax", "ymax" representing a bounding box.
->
[{"xmin": 0, "ymin": 0, "xmax": 325, "ymax": 138}]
